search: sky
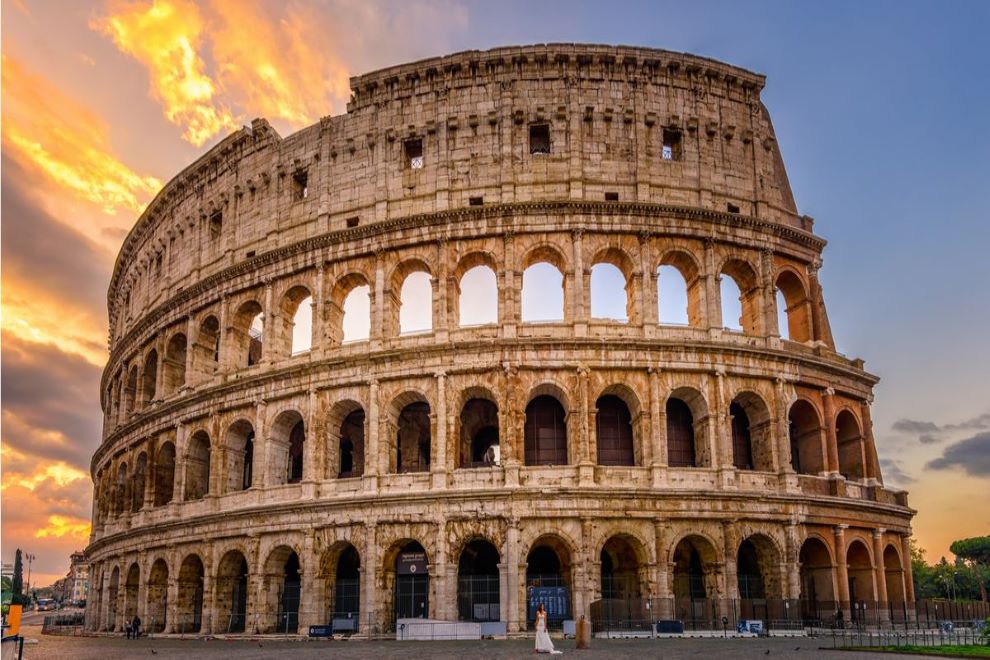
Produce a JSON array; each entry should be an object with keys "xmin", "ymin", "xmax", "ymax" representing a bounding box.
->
[{"xmin": 2, "ymin": 0, "xmax": 988, "ymax": 587}]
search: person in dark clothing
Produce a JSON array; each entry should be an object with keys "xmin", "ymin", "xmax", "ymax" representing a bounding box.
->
[{"xmin": 131, "ymin": 615, "xmax": 142, "ymax": 639}]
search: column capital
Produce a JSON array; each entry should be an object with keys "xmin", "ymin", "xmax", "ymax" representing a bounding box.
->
[
  {"xmin": 873, "ymin": 528, "xmax": 886, "ymax": 538},
  {"xmin": 824, "ymin": 387, "xmax": 836, "ymax": 397},
  {"xmin": 833, "ymin": 524, "xmax": 848, "ymax": 535}
]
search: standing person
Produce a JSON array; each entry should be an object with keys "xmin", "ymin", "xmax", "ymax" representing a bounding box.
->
[
  {"xmin": 534, "ymin": 603, "xmax": 562, "ymax": 654},
  {"xmin": 131, "ymin": 614, "xmax": 142, "ymax": 639}
]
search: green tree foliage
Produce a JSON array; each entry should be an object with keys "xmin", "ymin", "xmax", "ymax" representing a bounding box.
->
[
  {"xmin": 912, "ymin": 539, "xmax": 990, "ymax": 602},
  {"xmin": 10, "ymin": 548, "xmax": 28, "ymax": 606},
  {"xmin": 950, "ymin": 536, "xmax": 990, "ymax": 602}
]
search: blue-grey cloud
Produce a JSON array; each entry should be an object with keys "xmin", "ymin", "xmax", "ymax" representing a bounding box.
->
[
  {"xmin": 926, "ymin": 431, "xmax": 990, "ymax": 477},
  {"xmin": 893, "ymin": 419, "xmax": 940, "ymax": 434},
  {"xmin": 880, "ymin": 457, "xmax": 915, "ymax": 485}
]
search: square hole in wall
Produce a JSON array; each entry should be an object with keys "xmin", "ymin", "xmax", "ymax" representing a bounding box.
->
[
  {"xmin": 662, "ymin": 128, "xmax": 682, "ymax": 161},
  {"xmin": 605, "ymin": 192, "xmax": 619, "ymax": 201},
  {"xmin": 209, "ymin": 210, "xmax": 222, "ymax": 239},
  {"xmin": 529, "ymin": 123, "xmax": 550, "ymax": 155},
  {"xmin": 245, "ymin": 250, "xmax": 256, "ymax": 259},
  {"xmin": 346, "ymin": 216, "xmax": 360, "ymax": 228},
  {"xmin": 727, "ymin": 203, "xmax": 741, "ymax": 214},
  {"xmin": 404, "ymin": 139, "xmax": 424, "ymax": 169},
  {"xmin": 292, "ymin": 169, "xmax": 309, "ymax": 200},
  {"xmin": 469, "ymin": 196, "xmax": 484, "ymax": 206}
]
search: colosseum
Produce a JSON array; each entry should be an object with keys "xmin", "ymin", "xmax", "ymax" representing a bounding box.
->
[{"xmin": 85, "ymin": 44, "xmax": 916, "ymax": 637}]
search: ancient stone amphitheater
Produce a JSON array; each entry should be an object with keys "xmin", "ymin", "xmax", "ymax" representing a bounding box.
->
[{"xmin": 86, "ymin": 44, "xmax": 915, "ymax": 637}]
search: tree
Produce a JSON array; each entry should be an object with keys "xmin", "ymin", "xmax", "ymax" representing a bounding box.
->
[
  {"xmin": 951, "ymin": 536, "xmax": 990, "ymax": 602},
  {"xmin": 11, "ymin": 548, "xmax": 27, "ymax": 606}
]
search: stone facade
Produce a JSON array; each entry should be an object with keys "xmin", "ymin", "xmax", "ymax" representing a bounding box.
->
[{"xmin": 85, "ymin": 44, "xmax": 914, "ymax": 636}]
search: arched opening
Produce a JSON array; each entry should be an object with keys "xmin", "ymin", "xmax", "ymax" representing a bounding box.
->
[
  {"xmin": 672, "ymin": 535, "xmax": 719, "ymax": 627},
  {"xmin": 836, "ymin": 410, "xmax": 865, "ymax": 481},
  {"xmin": 524, "ymin": 395, "xmax": 568, "ymax": 466},
  {"xmin": 730, "ymin": 392, "xmax": 775, "ymax": 471},
  {"xmin": 399, "ymin": 271, "xmax": 433, "ymax": 335},
  {"xmin": 280, "ymin": 286, "xmax": 313, "ymax": 356},
  {"xmin": 106, "ymin": 567, "xmax": 119, "ymax": 631},
  {"xmin": 719, "ymin": 259, "xmax": 760, "ymax": 334},
  {"xmin": 124, "ymin": 366, "xmax": 138, "ymax": 416},
  {"xmin": 737, "ymin": 540, "xmax": 766, "ymax": 599},
  {"xmin": 459, "ymin": 397, "xmax": 500, "ymax": 468},
  {"xmin": 458, "ymin": 265, "xmax": 498, "ymax": 326},
  {"xmin": 338, "ymin": 409, "xmax": 365, "ymax": 478},
  {"xmin": 183, "ymin": 430, "xmax": 211, "ymax": 501},
  {"xmin": 847, "ymin": 540, "xmax": 876, "ymax": 617},
  {"xmin": 141, "ymin": 349, "xmax": 158, "ymax": 406},
  {"xmin": 666, "ymin": 396, "xmax": 698, "ymax": 467},
  {"xmin": 176, "ymin": 554, "xmax": 204, "ymax": 634},
  {"xmin": 391, "ymin": 541, "xmax": 430, "ymax": 621},
  {"xmin": 396, "ymin": 401, "xmax": 431, "ymax": 473},
  {"xmin": 776, "ymin": 270, "xmax": 813, "ymax": 342},
  {"xmin": 114, "ymin": 463, "xmax": 128, "ymax": 516},
  {"xmin": 215, "ymin": 550, "xmax": 249, "ymax": 633},
  {"xmin": 799, "ymin": 537, "xmax": 836, "ymax": 622},
  {"xmin": 192, "ymin": 315, "xmax": 220, "ymax": 381},
  {"xmin": 737, "ymin": 535, "xmax": 784, "ymax": 622},
  {"xmin": 789, "ymin": 400, "xmax": 826, "ymax": 475},
  {"xmin": 600, "ymin": 535, "xmax": 643, "ymax": 601},
  {"xmin": 329, "ymin": 273, "xmax": 371, "ymax": 344},
  {"xmin": 330, "ymin": 545, "xmax": 361, "ymax": 620},
  {"xmin": 153, "ymin": 442, "xmax": 175, "ymax": 506},
  {"xmin": 526, "ymin": 536, "xmax": 573, "ymax": 625},
  {"xmin": 269, "ymin": 410, "xmax": 305, "ymax": 485},
  {"xmin": 232, "ymin": 300, "xmax": 264, "ymax": 368},
  {"xmin": 457, "ymin": 539, "xmax": 500, "ymax": 622},
  {"xmin": 590, "ymin": 262, "xmax": 628, "ymax": 322},
  {"xmin": 657, "ymin": 264, "xmax": 689, "ymax": 325},
  {"xmin": 884, "ymin": 545, "xmax": 907, "ymax": 604},
  {"xmin": 146, "ymin": 559, "xmax": 168, "ymax": 633},
  {"xmin": 224, "ymin": 420, "xmax": 255, "ymax": 493},
  {"xmin": 596, "ymin": 395, "xmax": 634, "ymax": 466},
  {"xmin": 131, "ymin": 452, "xmax": 147, "ymax": 513},
  {"xmin": 123, "ymin": 563, "xmax": 140, "ymax": 623},
  {"xmin": 521, "ymin": 262, "xmax": 564, "ymax": 323},
  {"xmin": 261, "ymin": 547, "xmax": 300, "ymax": 634},
  {"xmin": 163, "ymin": 333, "xmax": 187, "ymax": 395}
]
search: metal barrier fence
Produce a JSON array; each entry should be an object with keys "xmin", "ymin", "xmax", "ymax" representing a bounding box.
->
[
  {"xmin": 41, "ymin": 612, "xmax": 86, "ymax": 635},
  {"xmin": 831, "ymin": 628, "xmax": 988, "ymax": 649},
  {"xmin": 590, "ymin": 597, "xmax": 990, "ymax": 633}
]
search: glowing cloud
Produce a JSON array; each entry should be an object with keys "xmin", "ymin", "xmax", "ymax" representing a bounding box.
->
[
  {"xmin": 93, "ymin": 0, "xmax": 237, "ymax": 146},
  {"xmin": 1, "ymin": 55, "xmax": 162, "ymax": 216},
  {"xmin": 34, "ymin": 516, "xmax": 92, "ymax": 541}
]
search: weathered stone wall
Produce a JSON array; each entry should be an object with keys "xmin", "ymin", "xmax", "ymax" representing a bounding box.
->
[{"xmin": 85, "ymin": 44, "xmax": 912, "ymax": 636}]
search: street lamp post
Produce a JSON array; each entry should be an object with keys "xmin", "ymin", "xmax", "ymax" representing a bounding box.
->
[{"xmin": 25, "ymin": 553, "xmax": 36, "ymax": 602}]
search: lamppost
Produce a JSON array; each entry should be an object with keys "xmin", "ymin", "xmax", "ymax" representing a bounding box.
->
[{"xmin": 25, "ymin": 553, "xmax": 36, "ymax": 602}]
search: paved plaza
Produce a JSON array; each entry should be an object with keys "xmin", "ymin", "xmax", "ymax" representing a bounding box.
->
[{"xmin": 20, "ymin": 626, "xmax": 937, "ymax": 659}]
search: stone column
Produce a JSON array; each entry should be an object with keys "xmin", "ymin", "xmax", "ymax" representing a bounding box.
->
[
  {"xmin": 505, "ymin": 519, "xmax": 521, "ymax": 632},
  {"xmin": 577, "ymin": 367, "xmax": 594, "ymax": 485},
  {"xmin": 261, "ymin": 281, "xmax": 275, "ymax": 365},
  {"xmin": 174, "ymin": 423, "xmax": 187, "ymax": 503},
  {"xmin": 873, "ymin": 529, "xmax": 890, "ymax": 622},
  {"xmin": 723, "ymin": 521, "xmax": 740, "ymax": 600},
  {"xmin": 253, "ymin": 400, "xmax": 268, "ymax": 488},
  {"xmin": 164, "ymin": 573, "xmax": 180, "ymax": 634},
  {"xmin": 499, "ymin": 233, "xmax": 517, "ymax": 338},
  {"xmin": 760, "ymin": 248, "xmax": 779, "ymax": 338},
  {"xmin": 654, "ymin": 521, "xmax": 673, "ymax": 619},
  {"xmin": 371, "ymin": 249, "xmax": 386, "ymax": 348},
  {"xmin": 712, "ymin": 370, "xmax": 730, "ymax": 481},
  {"xmin": 299, "ymin": 532, "xmax": 319, "ymax": 631},
  {"xmin": 312, "ymin": 264, "xmax": 325, "ymax": 357},
  {"xmin": 860, "ymin": 400, "xmax": 883, "ymax": 485},
  {"xmin": 571, "ymin": 229, "xmax": 587, "ymax": 334},
  {"xmin": 822, "ymin": 388, "xmax": 840, "ymax": 475},
  {"xmin": 365, "ymin": 380, "xmax": 380, "ymax": 490},
  {"xmin": 217, "ymin": 294, "xmax": 229, "ymax": 371},
  {"xmin": 434, "ymin": 240, "xmax": 449, "ymax": 341},
  {"xmin": 775, "ymin": 377, "xmax": 794, "ymax": 477},
  {"xmin": 704, "ymin": 240, "xmax": 721, "ymax": 331},
  {"xmin": 834, "ymin": 525, "xmax": 851, "ymax": 621},
  {"xmin": 638, "ymin": 233, "xmax": 655, "ymax": 333},
  {"xmin": 432, "ymin": 372, "xmax": 448, "ymax": 488},
  {"xmin": 302, "ymin": 388, "xmax": 319, "ymax": 484},
  {"xmin": 648, "ymin": 368, "xmax": 666, "ymax": 482}
]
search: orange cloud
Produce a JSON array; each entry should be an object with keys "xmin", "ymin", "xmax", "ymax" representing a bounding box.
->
[
  {"xmin": 93, "ymin": 0, "xmax": 237, "ymax": 146},
  {"xmin": 1, "ymin": 55, "xmax": 162, "ymax": 217},
  {"xmin": 35, "ymin": 515, "xmax": 92, "ymax": 542}
]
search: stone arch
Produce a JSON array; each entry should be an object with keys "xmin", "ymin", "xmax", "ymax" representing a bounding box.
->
[
  {"xmin": 599, "ymin": 532, "xmax": 650, "ymax": 603},
  {"xmin": 319, "ymin": 541, "xmax": 361, "ymax": 621},
  {"xmin": 231, "ymin": 299, "xmax": 264, "ymax": 368},
  {"xmin": 458, "ymin": 391, "xmax": 500, "ymax": 468},
  {"xmin": 666, "ymin": 386, "xmax": 710, "ymax": 468},
  {"xmin": 389, "ymin": 391, "xmax": 432, "ymax": 474},
  {"xmin": 123, "ymin": 562, "xmax": 140, "ymax": 622},
  {"xmin": 389, "ymin": 258, "xmax": 435, "ymax": 336},
  {"xmin": 141, "ymin": 348, "xmax": 158, "ymax": 406},
  {"xmin": 590, "ymin": 246, "xmax": 637, "ymax": 323},
  {"xmin": 453, "ymin": 251, "xmax": 499, "ymax": 327},
  {"xmin": 114, "ymin": 462, "xmax": 128, "ymax": 516},
  {"xmin": 846, "ymin": 538, "xmax": 876, "ymax": 606},
  {"xmin": 176, "ymin": 553, "xmax": 205, "ymax": 634},
  {"xmin": 153, "ymin": 441, "xmax": 176, "ymax": 506},
  {"xmin": 657, "ymin": 248, "xmax": 704, "ymax": 327},
  {"xmin": 328, "ymin": 271, "xmax": 371, "ymax": 344},
  {"xmin": 223, "ymin": 419, "xmax": 255, "ymax": 493},
  {"xmin": 457, "ymin": 537, "xmax": 501, "ymax": 622},
  {"xmin": 524, "ymin": 382, "xmax": 570, "ymax": 466},
  {"xmin": 799, "ymin": 536, "xmax": 836, "ymax": 607},
  {"xmin": 595, "ymin": 384, "xmax": 640, "ymax": 466},
  {"xmin": 278, "ymin": 284, "xmax": 313, "ymax": 356},
  {"xmin": 269, "ymin": 409, "xmax": 305, "ymax": 485},
  {"xmin": 215, "ymin": 549, "xmax": 250, "ymax": 633},
  {"xmin": 525, "ymin": 533, "xmax": 576, "ymax": 621},
  {"xmin": 520, "ymin": 244, "xmax": 569, "ymax": 323},
  {"xmin": 719, "ymin": 257, "xmax": 761, "ymax": 334},
  {"xmin": 162, "ymin": 332, "xmax": 187, "ymax": 395},
  {"xmin": 883, "ymin": 543, "xmax": 907, "ymax": 603},
  {"xmin": 737, "ymin": 533, "xmax": 784, "ymax": 600},
  {"xmin": 191, "ymin": 314, "xmax": 220, "ymax": 381},
  {"xmin": 729, "ymin": 390, "xmax": 775, "ymax": 471},
  {"xmin": 789, "ymin": 399, "xmax": 826, "ymax": 475},
  {"xmin": 131, "ymin": 451, "xmax": 147, "ymax": 513},
  {"xmin": 326, "ymin": 399, "xmax": 365, "ymax": 478},
  {"xmin": 183, "ymin": 429, "xmax": 211, "ymax": 501},
  {"xmin": 670, "ymin": 533, "xmax": 722, "ymax": 601},
  {"xmin": 382, "ymin": 538, "xmax": 431, "ymax": 622},
  {"xmin": 836, "ymin": 409, "xmax": 865, "ymax": 481},
  {"xmin": 146, "ymin": 558, "xmax": 169, "ymax": 632},
  {"xmin": 261, "ymin": 545, "xmax": 302, "ymax": 633},
  {"xmin": 775, "ymin": 268, "xmax": 813, "ymax": 342}
]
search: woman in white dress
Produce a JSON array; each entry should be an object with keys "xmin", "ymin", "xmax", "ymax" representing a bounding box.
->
[{"xmin": 534, "ymin": 603, "xmax": 562, "ymax": 654}]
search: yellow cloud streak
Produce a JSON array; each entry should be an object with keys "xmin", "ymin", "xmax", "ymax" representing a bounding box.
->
[
  {"xmin": 35, "ymin": 515, "xmax": 92, "ymax": 541},
  {"xmin": 1, "ymin": 55, "xmax": 163, "ymax": 217},
  {"xmin": 93, "ymin": 0, "xmax": 237, "ymax": 146}
]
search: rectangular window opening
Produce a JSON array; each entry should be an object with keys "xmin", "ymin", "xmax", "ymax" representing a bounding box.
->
[
  {"xmin": 662, "ymin": 128, "xmax": 682, "ymax": 161},
  {"xmin": 469, "ymin": 196, "xmax": 484, "ymax": 206},
  {"xmin": 727, "ymin": 203, "xmax": 741, "ymax": 214},
  {"xmin": 405, "ymin": 139, "xmax": 424, "ymax": 169},
  {"xmin": 346, "ymin": 216, "xmax": 360, "ymax": 228},
  {"xmin": 209, "ymin": 211, "xmax": 222, "ymax": 239},
  {"xmin": 529, "ymin": 124, "xmax": 550, "ymax": 155},
  {"xmin": 292, "ymin": 170, "xmax": 309, "ymax": 200},
  {"xmin": 245, "ymin": 250, "xmax": 256, "ymax": 259},
  {"xmin": 604, "ymin": 192, "xmax": 619, "ymax": 202}
]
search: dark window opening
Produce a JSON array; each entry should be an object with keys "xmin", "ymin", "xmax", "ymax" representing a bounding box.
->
[
  {"xmin": 666, "ymin": 398, "xmax": 696, "ymax": 467},
  {"xmin": 405, "ymin": 139, "xmax": 424, "ymax": 169},
  {"xmin": 662, "ymin": 129, "xmax": 682, "ymax": 161},
  {"xmin": 396, "ymin": 402, "xmax": 431, "ymax": 473},
  {"xmin": 524, "ymin": 395, "xmax": 567, "ymax": 466},
  {"xmin": 287, "ymin": 420, "xmax": 305, "ymax": 483},
  {"xmin": 529, "ymin": 124, "xmax": 550, "ymax": 155},
  {"xmin": 730, "ymin": 402, "xmax": 754, "ymax": 470},
  {"xmin": 604, "ymin": 192, "xmax": 619, "ymax": 201},
  {"xmin": 242, "ymin": 432, "xmax": 254, "ymax": 490},
  {"xmin": 292, "ymin": 170, "xmax": 309, "ymax": 200},
  {"xmin": 596, "ymin": 395, "xmax": 634, "ymax": 466},
  {"xmin": 209, "ymin": 211, "xmax": 222, "ymax": 239},
  {"xmin": 155, "ymin": 253, "xmax": 163, "ymax": 276},
  {"xmin": 727, "ymin": 203, "xmax": 741, "ymax": 214},
  {"xmin": 245, "ymin": 250, "xmax": 256, "ymax": 258},
  {"xmin": 346, "ymin": 216, "xmax": 360, "ymax": 228},
  {"xmin": 469, "ymin": 196, "xmax": 484, "ymax": 206},
  {"xmin": 339, "ymin": 409, "xmax": 365, "ymax": 478}
]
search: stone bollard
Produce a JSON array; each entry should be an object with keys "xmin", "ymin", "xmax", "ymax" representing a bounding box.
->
[{"xmin": 576, "ymin": 615, "xmax": 591, "ymax": 649}]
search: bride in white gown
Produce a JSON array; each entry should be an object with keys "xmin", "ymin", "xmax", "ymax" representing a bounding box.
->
[{"xmin": 534, "ymin": 603, "xmax": 562, "ymax": 654}]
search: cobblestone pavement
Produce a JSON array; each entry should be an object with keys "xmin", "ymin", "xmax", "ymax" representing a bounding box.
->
[{"xmin": 20, "ymin": 627, "xmax": 939, "ymax": 660}]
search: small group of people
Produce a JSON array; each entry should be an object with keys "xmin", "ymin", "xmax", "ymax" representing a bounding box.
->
[
  {"xmin": 533, "ymin": 603, "xmax": 563, "ymax": 654},
  {"xmin": 124, "ymin": 615, "xmax": 142, "ymax": 639}
]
